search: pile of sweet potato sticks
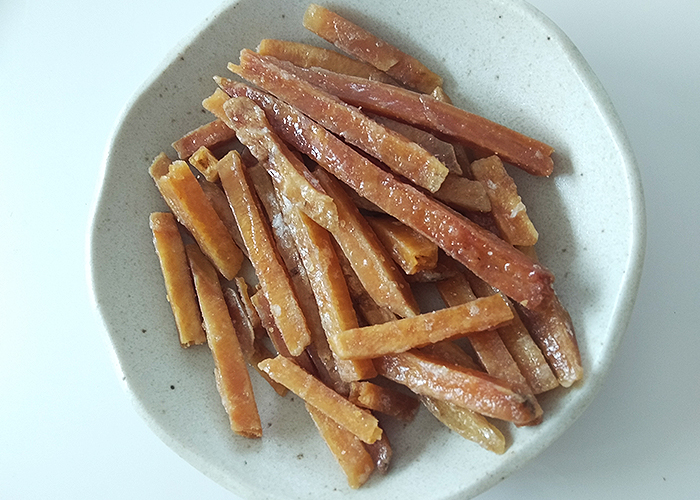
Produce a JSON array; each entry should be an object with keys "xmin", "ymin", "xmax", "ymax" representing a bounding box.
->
[{"xmin": 148, "ymin": 4, "xmax": 583, "ymax": 489}]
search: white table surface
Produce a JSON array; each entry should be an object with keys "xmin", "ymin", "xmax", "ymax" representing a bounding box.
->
[{"xmin": 1, "ymin": 0, "xmax": 698, "ymax": 498}]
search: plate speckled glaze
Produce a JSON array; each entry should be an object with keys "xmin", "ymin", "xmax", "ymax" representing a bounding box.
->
[{"xmin": 89, "ymin": 0, "xmax": 645, "ymax": 498}]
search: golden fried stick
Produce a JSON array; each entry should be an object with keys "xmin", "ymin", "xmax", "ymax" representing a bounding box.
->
[
  {"xmin": 471, "ymin": 155, "xmax": 538, "ymax": 246},
  {"xmin": 306, "ymin": 403, "xmax": 375, "ymax": 489},
  {"xmin": 149, "ymin": 212, "xmax": 205, "ymax": 347},
  {"xmin": 186, "ymin": 243, "xmax": 261, "ymax": 438},
  {"xmin": 303, "ymin": 4, "xmax": 442, "ymax": 93},
  {"xmin": 329, "ymin": 294, "xmax": 513, "ymax": 360},
  {"xmin": 217, "ymin": 150, "xmax": 311, "ymax": 357},
  {"xmin": 149, "ymin": 153, "xmax": 243, "ymax": 280},
  {"xmin": 375, "ymin": 350, "xmax": 540, "ymax": 425},
  {"xmin": 258, "ymin": 355, "xmax": 382, "ymax": 444},
  {"xmin": 257, "ymin": 38, "xmax": 396, "ymax": 84}
]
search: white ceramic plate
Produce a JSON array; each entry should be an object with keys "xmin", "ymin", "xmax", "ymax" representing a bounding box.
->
[{"xmin": 89, "ymin": 0, "xmax": 645, "ymax": 498}]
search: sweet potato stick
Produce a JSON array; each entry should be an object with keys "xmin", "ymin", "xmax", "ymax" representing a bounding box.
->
[
  {"xmin": 217, "ymin": 150, "xmax": 311, "ymax": 356},
  {"xmin": 305, "ymin": 403, "xmax": 375, "ymax": 489},
  {"xmin": 511, "ymin": 246, "xmax": 583, "ymax": 387},
  {"xmin": 349, "ymin": 381, "xmax": 420, "ymax": 422},
  {"xmin": 188, "ymin": 146, "xmax": 219, "ymax": 182},
  {"xmin": 334, "ymin": 242, "xmax": 398, "ymax": 326},
  {"xmin": 365, "ymin": 215, "xmax": 438, "ymax": 275},
  {"xmin": 372, "ymin": 115, "xmax": 462, "ymax": 174},
  {"xmin": 258, "ymin": 355, "xmax": 383, "ymax": 444},
  {"xmin": 303, "ymin": 4, "xmax": 443, "ymax": 93},
  {"xmin": 222, "ymin": 287, "xmax": 288, "ymax": 397},
  {"xmin": 420, "ymin": 396, "xmax": 505, "ymax": 454},
  {"xmin": 171, "ymin": 118, "xmax": 237, "ymax": 159},
  {"xmin": 149, "ymin": 153, "xmax": 243, "ymax": 280},
  {"xmin": 329, "ymin": 294, "xmax": 513, "ymax": 360},
  {"xmin": 435, "ymin": 271, "xmax": 536, "ymax": 399},
  {"xmin": 185, "ymin": 243, "xmax": 262, "ymax": 439},
  {"xmin": 313, "ymin": 168, "xmax": 420, "ymax": 318},
  {"xmin": 257, "ymin": 38, "xmax": 396, "ymax": 84},
  {"xmin": 434, "ymin": 174, "xmax": 492, "ymax": 213},
  {"xmin": 247, "ymin": 162, "xmax": 349, "ymax": 393},
  {"xmin": 213, "ymin": 79, "xmax": 555, "ymax": 309},
  {"xmin": 198, "ymin": 177, "xmax": 248, "ymax": 258},
  {"xmin": 149, "ymin": 212, "xmax": 205, "ymax": 347},
  {"xmin": 229, "ymin": 50, "xmax": 449, "ymax": 193},
  {"xmin": 417, "ymin": 341, "xmax": 507, "ymax": 453},
  {"xmin": 376, "ymin": 351, "xmax": 539, "ymax": 424},
  {"xmin": 261, "ymin": 62, "xmax": 554, "ymax": 176},
  {"xmin": 465, "ymin": 268, "xmax": 560, "ymax": 394},
  {"xmin": 280, "ymin": 198, "xmax": 377, "ymax": 382},
  {"xmin": 471, "ymin": 155, "xmax": 538, "ymax": 246},
  {"xmin": 202, "ymin": 89, "xmax": 339, "ymax": 232},
  {"xmin": 250, "ymin": 290, "xmax": 317, "ymax": 376}
]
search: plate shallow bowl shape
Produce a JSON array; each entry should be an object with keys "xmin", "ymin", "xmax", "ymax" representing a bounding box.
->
[{"xmin": 89, "ymin": 0, "xmax": 645, "ymax": 498}]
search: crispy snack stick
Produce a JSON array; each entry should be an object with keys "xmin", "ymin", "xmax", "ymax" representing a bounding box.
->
[
  {"xmin": 305, "ymin": 403, "xmax": 376, "ymax": 489},
  {"xmin": 417, "ymin": 341, "xmax": 507, "ymax": 453},
  {"xmin": 217, "ymin": 150, "xmax": 311, "ymax": 357},
  {"xmin": 497, "ymin": 306, "xmax": 559, "ymax": 394},
  {"xmin": 171, "ymin": 118, "xmax": 237, "ymax": 159},
  {"xmin": 280, "ymin": 198, "xmax": 377, "ymax": 382},
  {"xmin": 222, "ymin": 287, "xmax": 288, "ymax": 397},
  {"xmin": 229, "ymin": 51, "xmax": 449, "ymax": 193},
  {"xmin": 250, "ymin": 290, "xmax": 317, "ymax": 376},
  {"xmin": 471, "ymin": 155, "xmax": 538, "ymax": 246},
  {"xmin": 365, "ymin": 215, "xmax": 438, "ymax": 275},
  {"xmin": 303, "ymin": 4, "xmax": 443, "ymax": 93},
  {"xmin": 513, "ymin": 244, "xmax": 583, "ymax": 387},
  {"xmin": 247, "ymin": 162, "xmax": 349, "ymax": 393},
  {"xmin": 188, "ymin": 146, "xmax": 219, "ymax": 182},
  {"xmin": 257, "ymin": 38, "xmax": 396, "ymax": 84},
  {"xmin": 185, "ymin": 243, "xmax": 262, "ymax": 439},
  {"xmin": 202, "ymin": 89, "xmax": 339, "ymax": 232},
  {"xmin": 213, "ymin": 79, "xmax": 555, "ymax": 309},
  {"xmin": 258, "ymin": 355, "xmax": 383, "ymax": 444},
  {"xmin": 435, "ymin": 271, "xmax": 536, "ymax": 399},
  {"xmin": 333, "ymin": 242, "xmax": 398, "ymax": 326},
  {"xmin": 262, "ymin": 62, "xmax": 554, "ymax": 177},
  {"xmin": 515, "ymin": 298, "xmax": 583, "ymax": 388},
  {"xmin": 149, "ymin": 153, "xmax": 243, "ymax": 280},
  {"xmin": 465, "ymin": 268, "xmax": 560, "ymax": 394},
  {"xmin": 198, "ymin": 176, "xmax": 248, "ymax": 258},
  {"xmin": 349, "ymin": 381, "xmax": 420, "ymax": 422},
  {"xmin": 328, "ymin": 294, "xmax": 514, "ymax": 360},
  {"xmin": 375, "ymin": 350, "xmax": 540, "ymax": 425},
  {"xmin": 372, "ymin": 115, "xmax": 462, "ymax": 174},
  {"xmin": 420, "ymin": 396, "xmax": 505, "ymax": 454},
  {"xmin": 313, "ymin": 168, "xmax": 420, "ymax": 318},
  {"xmin": 149, "ymin": 212, "xmax": 206, "ymax": 347},
  {"xmin": 434, "ymin": 174, "xmax": 492, "ymax": 213}
]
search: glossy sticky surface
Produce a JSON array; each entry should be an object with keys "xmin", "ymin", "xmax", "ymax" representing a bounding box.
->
[{"xmin": 89, "ymin": 0, "xmax": 645, "ymax": 498}]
